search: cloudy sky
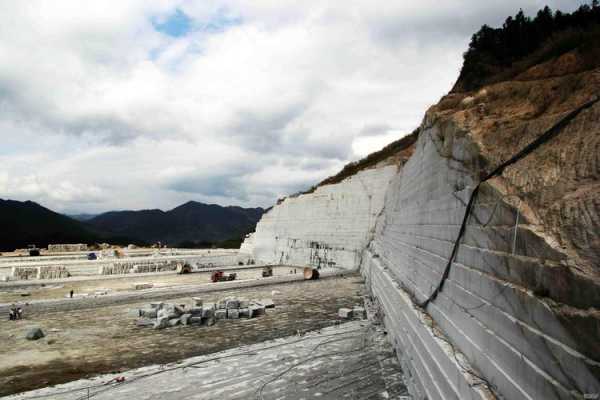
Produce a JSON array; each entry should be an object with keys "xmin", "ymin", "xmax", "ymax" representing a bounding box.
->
[{"xmin": 0, "ymin": 1, "xmax": 586, "ymax": 214}]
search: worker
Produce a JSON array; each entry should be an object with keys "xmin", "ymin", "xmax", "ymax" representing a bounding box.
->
[
  {"xmin": 8, "ymin": 305, "xmax": 15, "ymax": 321},
  {"xmin": 16, "ymin": 307, "xmax": 23, "ymax": 320},
  {"xmin": 69, "ymin": 289, "xmax": 74, "ymax": 298}
]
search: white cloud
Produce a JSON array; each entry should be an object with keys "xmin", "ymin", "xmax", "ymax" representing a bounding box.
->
[{"xmin": 0, "ymin": 0, "xmax": 588, "ymax": 213}]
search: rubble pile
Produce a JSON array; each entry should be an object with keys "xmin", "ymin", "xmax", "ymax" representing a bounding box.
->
[{"xmin": 133, "ymin": 297, "xmax": 275, "ymax": 330}]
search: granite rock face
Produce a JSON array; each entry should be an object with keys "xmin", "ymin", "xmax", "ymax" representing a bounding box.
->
[
  {"xmin": 246, "ymin": 63, "xmax": 600, "ymax": 399},
  {"xmin": 247, "ymin": 166, "xmax": 398, "ymax": 270}
]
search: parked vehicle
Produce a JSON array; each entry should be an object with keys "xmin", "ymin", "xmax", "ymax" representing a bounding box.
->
[{"xmin": 211, "ymin": 271, "xmax": 237, "ymax": 282}]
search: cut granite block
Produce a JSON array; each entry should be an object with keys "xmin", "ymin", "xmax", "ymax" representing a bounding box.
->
[
  {"xmin": 140, "ymin": 308, "xmax": 157, "ymax": 318},
  {"xmin": 180, "ymin": 313, "xmax": 192, "ymax": 325},
  {"xmin": 128, "ymin": 308, "xmax": 141, "ymax": 317},
  {"xmin": 202, "ymin": 307, "xmax": 214, "ymax": 318},
  {"xmin": 239, "ymin": 308, "xmax": 250, "ymax": 318},
  {"xmin": 260, "ymin": 299, "xmax": 275, "ymax": 308},
  {"xmin": 353, "ymin": 307, "xmax": 366, "ymax": 319},
  {"xmin": 153, "ymin": 316, "xmax": 169, "ymax": 330},
  {"xmin": 136, "ymin": 319, "xmax": 154, "ymax": 327},
  {"xmin": 189, "ymin": 307, "xmax": 203, "ymax": 316},
  {"xmin": 226, "ymin": 299, "xmax": 240, "ymax": 309}
]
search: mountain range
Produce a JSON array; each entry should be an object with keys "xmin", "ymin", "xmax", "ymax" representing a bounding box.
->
[{"xmin": 0, "ymin": 199, "xmax": 263, "ymax": 252}]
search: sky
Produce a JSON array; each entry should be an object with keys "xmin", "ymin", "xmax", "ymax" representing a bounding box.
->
[{"xmin": 0, "ymin": 1, "xmax": 587, "ymax": 214}]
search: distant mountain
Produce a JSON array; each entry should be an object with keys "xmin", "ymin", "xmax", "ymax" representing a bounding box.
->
[
  {"xmin": 86, "ymin": 201, "xmax": 264, "ymax": 246},
  {"xmin": 0, "ymin": 199, "xmax": 263, "ymax": 252},
  {"xmin": 0, "ymin": 199, "xmax": 100, "ymax": 252},
  {"xmin": 68, "ymin": 213, "xmax": 98, "ymax": 221}
]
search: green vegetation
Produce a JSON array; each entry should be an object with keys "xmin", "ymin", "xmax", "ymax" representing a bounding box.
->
[
  {"xmin": 454, "ymin": 2, "xmax": 600, "ymax": 92},
  {"xmin": 0, "ymin": 199, "xmax": 262, "ymax": 251}
]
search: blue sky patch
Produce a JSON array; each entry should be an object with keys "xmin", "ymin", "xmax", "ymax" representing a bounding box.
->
[
  {"xmin": 153, "ymin": 9, "xmax": 193, "ymax": 37},
  {"xmin": 152, "ymin": 7, "xmax": 242, "ymax": 38}
]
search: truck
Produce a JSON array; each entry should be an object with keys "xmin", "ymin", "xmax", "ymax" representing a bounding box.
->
[{"xmin": 211, "ymin": 271, "xmax": 237, "ymax": 283}]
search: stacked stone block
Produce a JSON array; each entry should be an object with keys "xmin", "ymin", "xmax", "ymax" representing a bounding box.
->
[{"xmin": 134, "ymin": 297, "xmax": 273, "ymax": 330}]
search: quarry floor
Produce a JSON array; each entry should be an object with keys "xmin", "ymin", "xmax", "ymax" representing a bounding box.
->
[
  {"xmin": 4, "ymin": 321, "xmax": 409, "ymax": 400},
  {"xmin": 0, "ymin": 266, "xmax": 297, "ymax": 303},
  {"xmin": 0, "ymin": 274, "xmax": 374, "ymax": 397}
]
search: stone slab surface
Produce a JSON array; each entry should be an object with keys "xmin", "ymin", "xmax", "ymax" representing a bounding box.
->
[{"xmin": 5, "ymin": 321, "xmax": 410, "ymax": 400}]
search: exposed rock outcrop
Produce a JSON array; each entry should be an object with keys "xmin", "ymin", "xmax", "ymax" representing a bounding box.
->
[{"xmin": 245, "ymin": 42, "xmax": 600, "ymax": 400}]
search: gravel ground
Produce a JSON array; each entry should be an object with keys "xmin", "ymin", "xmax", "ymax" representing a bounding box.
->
[{"xmin": 0, "ymin": 274, "xmax": 366, "ymax": 397}]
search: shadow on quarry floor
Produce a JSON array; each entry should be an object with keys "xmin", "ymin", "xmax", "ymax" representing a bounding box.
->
[{"xmin": 0, "ymin": 275, "xmax": 368, "ymax": 397}]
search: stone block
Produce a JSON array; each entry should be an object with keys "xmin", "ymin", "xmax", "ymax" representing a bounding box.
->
[
  {"xmin": 133, "ymin": 283, "xmax": 153, "ymax": 290},
  {"xmin": 353, "ymin": 307, "xmax": 366, "ymax": 319},
  {"xmin": 140, "ymin": 309, "xmax": 157, "ymax": 318},
  {"xmin": 150, "ymin": 302, "xmax": 163, "ymax": 309},
  {"xmin": 192, "ymin": 297, "xmax": 203, "ymax": 307},
  {"xmin": 215, "ymin": 309, "xmax": 227, "ymax": 320},
  {"xmin": 226, "ymin": 299, "xmax": 239, "ymax": 309},
  {"xmin": 173, "ymin": 305, "xmax": 185, "ymax": 316},
  {"xmin": 153, "ymin": 317, "xmax": 169, "ymax": 330},
  {"xmin": 128, "ymin": 308, "xmax": 141, "ymax": 317},
  {"xmin": 189, "ymin": 307, "xmax": 203, "ymax": 316},
  {"xmin": 338, "ymin": 308, "xmax": 353, "ymax": 319},
  {"xmin": 157, "ymin": 308, "xmax": 176, "ymax": 320},
  {"xmin": 136, "ymin": 319, "xmax": 154, "ymax": 327},
  {"xmin": 180, "ymin": 313, "xmax": 192, "ymax": 325},
  {"xmin": 168, "ymin": 318, "xmax": 180, "ymax": 327},
  {"xmin": 250, "ymin": 305, "xmax": 266, "ymax": 317},
  {"xmin": 25, "ymin": 327, "xmax": 45, "ymax": 340},
  {"xmin": 260, "ymin": 299, "xmax": 275, "ymax": 308},
  {"xmin": 239, "ymin": 308, "xmax": 250, "ymax": 318},
  {"xmin": 201, "ymin": 307, "xmax": 214, "ymax": 318},
  {"xmin": 189, "ymin": 316, "xmax": 204, "ymax": 325},
  {"xmin": 206, "ymin": 317, "xmax": 216, "ymax": 327},
  {"xmin": 239, "ymin": 298, "xmax": 249, "ymax": 308},
  {"xmin": 227, "ymin": 309, "xmax": 239, "ymax": 319},
  {"xmin": 203, "ymin": 302, "xmax": 216, "ymax": 311}
]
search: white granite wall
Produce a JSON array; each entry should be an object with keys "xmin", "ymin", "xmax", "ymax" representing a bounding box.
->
[
  {"xmin": 246, "ymin": 121, "xmax": 599, "ymax": 399},
  {"xmin": 365, "ymin": 124, "xmax": 600, "ymax": 399},
  {"xmin": 249, "ymin": 165, "xmax": 397, "ymax": 269}
]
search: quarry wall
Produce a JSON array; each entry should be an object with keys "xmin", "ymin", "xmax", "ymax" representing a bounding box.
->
[
  {"xmin": 247, "ymin": 102, "xmax": 600, "ymax": 399},
  {"xmin": 249, "ymin": 165, "xmax": 397, "ymax": 269}
]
